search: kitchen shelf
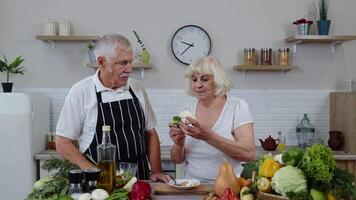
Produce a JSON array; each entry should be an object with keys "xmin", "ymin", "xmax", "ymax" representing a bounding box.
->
[
  {"xmin": 87, "ymin": 63, "xmax": 154, "ymax": 79},
  {"xmin": 36, "ymin": 35, "xmax": 99, "ymax": 47},
  {"xmin": 285, "ymin": 35, "xmax": 356, "ymax": 54},
  {"xmin": 234, "ymin": 64, "xmax": 297, "ymax": 74}
]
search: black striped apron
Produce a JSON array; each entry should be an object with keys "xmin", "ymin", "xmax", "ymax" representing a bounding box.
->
[{"xmin": 84, "ymin": 87, "xmax": 150, "ymax": 180}]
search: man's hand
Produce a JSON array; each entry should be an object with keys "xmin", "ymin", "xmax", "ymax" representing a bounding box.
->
[{"xmin": 150, "ymin": 172, "xmax": 172, "ymax": 183}]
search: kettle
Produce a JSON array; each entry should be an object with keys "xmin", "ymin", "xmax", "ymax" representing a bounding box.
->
[{"xmin": 259, "ymin": 135, "xmax": 278, "ymax": 151}]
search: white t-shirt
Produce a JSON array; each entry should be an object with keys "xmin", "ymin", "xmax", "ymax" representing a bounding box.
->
[
  {"xmin": 56, "ymin": 70, "xmax": 157, "ymax": 153},
  {"xmin": 182, "ymin": 94, "xmax": 253, "ymax": 182}
]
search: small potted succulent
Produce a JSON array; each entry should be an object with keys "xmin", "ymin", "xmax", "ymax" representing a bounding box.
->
[
  {"xmin": 0, "ymin": 52, "xmax": 25, "ymax": 93},
  {"xmin": 86, "ymin": 42, "xmax": 96, "ymax": 64},
  {"xmin": 293, "ymin": 18, "xmax": 314, "ymax": 35},
  {"xmin": 133, "ymin": 30, "xmax": 150, "ymax": 64}
]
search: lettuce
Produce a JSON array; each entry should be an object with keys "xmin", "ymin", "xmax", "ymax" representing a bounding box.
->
[
  {"xmin": 298, "ymin": 144, "xmax": 336, "ymax": 184},
  {"xmin": 271, "ymin": 166, "xmax": 308, "ymax": 196}
]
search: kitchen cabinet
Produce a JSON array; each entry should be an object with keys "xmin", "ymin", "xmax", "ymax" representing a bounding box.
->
[
  {"xmin": 330, "ymin": 92, "xmax": 356, "ymax": 155},
  {"xmin": 285, "ymin": 35, "xmax": 356, "ymax": 54}
]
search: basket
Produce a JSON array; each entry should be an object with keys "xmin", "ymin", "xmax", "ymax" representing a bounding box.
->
[{"xmin": 256, "ymin": 192, "xmax": 290, "ymax": 200}]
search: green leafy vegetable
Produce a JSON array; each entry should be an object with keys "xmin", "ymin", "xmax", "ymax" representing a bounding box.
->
[
  {"xmin": 328, "ymin": 167, "xmax": 356, "ymax": 199},
  {"xmin": 41, "ymin": 159, "xmax": 78, "ymax": 178},
  {"xmin": 171, "ymin": 116, "xmax": 181, "ymax": 125},
  {"xmin": 106, "ymin": 188, "xmax": 129, "ymax": 200},
  {"xmin": 298, "ymin": 144, "xmax": 336, "ymax": 185},
  {"xmin": 26, "ymin": 176, "xmax": 69, "ymax": 200},
  {"xmin": 271, "ymin": 166, "xmax": 308, "ymax": 196},
  {"xmin": 286, "ymin": 191, "xmax": 313, "ymax": 200}
]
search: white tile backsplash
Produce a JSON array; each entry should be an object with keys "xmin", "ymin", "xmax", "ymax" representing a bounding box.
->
[{"xmin": 18, "ymin": 88, "xmax": 331, "ymax": 147}]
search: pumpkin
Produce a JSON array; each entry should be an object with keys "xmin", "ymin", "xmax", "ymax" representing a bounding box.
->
[{"xmin": 215, "ymin": 161, "xmax": 241, "ymax": 196}]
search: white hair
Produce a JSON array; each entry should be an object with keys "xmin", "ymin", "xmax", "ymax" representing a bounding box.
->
[
  {"xmin": 94, "ymin": 34, "xmax": 132, "ymax": 61},
  {"xmin": 185, "ymin": 56, "xmax": 233, "ymax": 97}
]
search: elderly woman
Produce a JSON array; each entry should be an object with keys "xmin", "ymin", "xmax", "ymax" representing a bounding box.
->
[{"xmin": 169, "ymin": 56, "xmax": 255, "ymax": 182}]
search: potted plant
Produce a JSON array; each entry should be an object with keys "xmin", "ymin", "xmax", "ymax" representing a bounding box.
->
[
  {"xmin": 133, "ymin": 30, "xmax": 150, "ymax": 64},
  {"xmin": 0, "ymin": 53, "xmax": 25, "ymax": 93},
  {"xmin": 314, "ymin": 0, "xmax": 330, "ymax": 35},
  {"xmin": 87, "ymin": 42, "xmax": 96, "ymax": 64},
  {"xmin": 293, "ymin": 18, "xmax": 313, "ymax": 35}
]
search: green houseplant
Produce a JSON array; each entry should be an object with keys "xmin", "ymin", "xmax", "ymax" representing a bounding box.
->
[
  {"xmin": 0, "ymin": 53, "xmax": 25, "ymax": 92},
  {"xmin": 315, "ymin": 0, "xmax": 330, "ymax": 35}
]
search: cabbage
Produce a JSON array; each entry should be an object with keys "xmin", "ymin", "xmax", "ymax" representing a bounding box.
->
[{"xmin": 271, "ymin": 166, "xmax": 308, "ymax": 196}]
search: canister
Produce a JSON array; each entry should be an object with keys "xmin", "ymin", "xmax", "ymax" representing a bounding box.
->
[
  {"xmin": 278, "ymin": 48, "xmax": 290, "ymax": 65},
  {"xmin": 44, "ymin": 19, "xmax": 56, "ymax": 35},
  {"xmin": 261, "ymin": 48, "xmax": 272, "ymax": 65},
  {"xmin": 244, "ymin": 48, "xmax": 256, "ymax": 65},
  {"xmin": 58, "ymin": 19, "xmax": 71, "ymax": 36}
]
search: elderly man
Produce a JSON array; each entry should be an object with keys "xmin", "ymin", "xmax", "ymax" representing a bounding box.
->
[{"xmin": 56, "ymin": 34, "xmax": 169, "ymax": 182}]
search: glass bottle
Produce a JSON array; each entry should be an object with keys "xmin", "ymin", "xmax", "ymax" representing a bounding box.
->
[
  {"xmin": 296, "ymin": 114, "xmax": 315, "ymax": 147},
  {"xmin": 97, "ymin": 125, "xmax": 116, "ymax": 193},
  {"xmin": 68, "ymin": 169, "xmax": 83, "ymax": 195},
  {"xmin": 277, "ymin": 131, "xmax": 286, "ymax": 153}
]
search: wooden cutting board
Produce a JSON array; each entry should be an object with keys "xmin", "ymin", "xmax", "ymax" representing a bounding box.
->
[{"xmin": 152, "ymin": 183, "xmax": 214, "ymax": 195}]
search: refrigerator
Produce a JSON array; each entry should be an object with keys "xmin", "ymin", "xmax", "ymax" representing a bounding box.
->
[{"xmin": 0, "ymin": 93, "xmax": 50, "ymax": 200}]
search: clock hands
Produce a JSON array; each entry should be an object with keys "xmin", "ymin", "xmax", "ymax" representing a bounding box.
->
[
  {"xmin": 180, "ymin": 41, "xmax": 194, "ymax": 55},
  {"xmin": 181, "ymin": 41, "xmax": 195, "ymax": 47}
]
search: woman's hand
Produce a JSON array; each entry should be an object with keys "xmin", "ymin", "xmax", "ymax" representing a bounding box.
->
[
  {"xmin": 168, "ymin": 123, "xmax": 186, "ymax": 147},
  {"xmin": 180, "ymin": 117, "xmax": 212, "ymax": 141}
]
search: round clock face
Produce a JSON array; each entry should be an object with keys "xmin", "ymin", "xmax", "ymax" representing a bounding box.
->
[{"xmin": 171, "ymin": 25, "xmax": 212, "ymax": 65}]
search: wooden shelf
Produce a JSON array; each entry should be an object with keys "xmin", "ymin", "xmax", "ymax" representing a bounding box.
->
[
  {"xmin": 285, "ymin": 35, "xmax": 356, "ymax": 54},
  {"xmin": 234, "ymin": 64, "xmax": 297, "ymax": 72},
  {"xmin": 285, "ymin": 35, "xmax": 356, "ymax": 43},
  {"xmin": 36, "ymin": 35, "xmax": 99, "ymax": 42},
  {"xmin": 87, "ymin": 63, "xmax": 153, "ymax": 79},
  {"xmin": 86, "ymin": 63, "xmax": 153, "ymax": 69}
]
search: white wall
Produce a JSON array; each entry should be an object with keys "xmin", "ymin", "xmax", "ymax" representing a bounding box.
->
[{"xmin": 1, "ymin": 0, "xmax": 356, "ymax": 89}]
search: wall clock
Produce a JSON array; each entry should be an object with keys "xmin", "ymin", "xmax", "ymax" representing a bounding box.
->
[{"xmin": 171, "ymin": 25, "xmax": 212, "ymax": 65}]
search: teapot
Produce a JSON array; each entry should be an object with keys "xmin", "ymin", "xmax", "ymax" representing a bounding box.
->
[{"xmin": 259, "ymin": 135, "xmax": 278, "ymax": 151}]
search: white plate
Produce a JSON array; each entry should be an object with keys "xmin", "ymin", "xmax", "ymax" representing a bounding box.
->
[{"xmin": 168, "ymin": 179, "xmax": 200, "ymax": 190}]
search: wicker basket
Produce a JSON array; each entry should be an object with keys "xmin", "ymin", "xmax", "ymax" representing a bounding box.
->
[{"xmin": 256, "ymin": 192, "xmax": 290, "ymax": 200}]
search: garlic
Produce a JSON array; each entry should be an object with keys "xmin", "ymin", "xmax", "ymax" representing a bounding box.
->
[
  {"xmin": 180, "ymin": 110, "xmax": 196, "ymax": 123},
  {"xmin": 91, "ymin": 189, "xmax": 109, "ymax": 200}
]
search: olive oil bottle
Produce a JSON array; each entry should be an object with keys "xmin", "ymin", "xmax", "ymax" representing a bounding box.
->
[{"xmin": 97, "ymin": 125, "xmax": 116, "ymax": 193}]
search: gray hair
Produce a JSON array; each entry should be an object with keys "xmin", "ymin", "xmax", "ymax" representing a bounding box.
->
[
  {"xmin": 185, "ymin": 56, "xmax": 233, "ymax": 97},
  {"xmin": 94, "ymin": 34, "xmax": 132, "ymax": 60}
]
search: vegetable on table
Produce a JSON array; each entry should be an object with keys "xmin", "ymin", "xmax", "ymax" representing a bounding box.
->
[
  {"xmin": 219, "ymin": 188, "xmax": 239, "ymax": 200},
  {"xmin": 257, "ymin": 177, "xmax": 272, "ymax": 193},
  {"xmin": 240, "ymin": 186, "xmax": 254, "ymax": 200},
  {"xmin": 310, "ymin": 188, "xmax": 327, "ymax": 200},
  {"xmin": 298, "ymin": 144, "xmax": 336, "ymax": 184},
  {"xmin": 258, "ymin": 157, "xmax": 281, "ymax": 178},
  {"xmin": 91, "ymin": 189, "xmax": 109, "ymax": 200},
  {"xmin": 130, "ymin": 180, "xmax": 151, "ymax": 200},
  {"xmin": 240, "ymin": 160, "xmax": 259, "ymax": 179},
  {"xmin": 215, "ymin": 161, "xmax": 240, "ymax": 196},
  {"xmin": 105, "ymin": 188, "xmax": 129, "ymax": 200},
  {"xmin": 282, "ymin": 147, "xmax": 304, "ymax": 167},
  {"xmin": 271, "ymin": 166, "xmax": 308, "ymax": 196}
]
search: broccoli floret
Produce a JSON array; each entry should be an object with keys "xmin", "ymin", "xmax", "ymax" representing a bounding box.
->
[{"xmin": 171, "ymin": 116, "xmax": 181, "ymax": 125}]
